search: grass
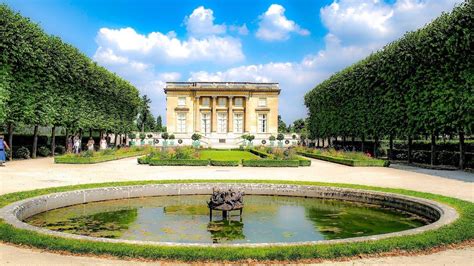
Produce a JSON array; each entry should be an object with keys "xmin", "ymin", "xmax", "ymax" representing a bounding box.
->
[
  {"xmin": 199, "ymin": 150, "xmax": 259, "ymax": 161},
  {"xmin": 0, "ymin": 180, "xmax": 472, "ymax": 262}
]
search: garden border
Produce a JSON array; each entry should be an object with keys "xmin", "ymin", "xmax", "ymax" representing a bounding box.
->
[
  {"xmin": 0, "ymin": 180, "xmax": 471, "ymax": 262},
  {"xmin": 297, "ymin": 152, "xmax": 389, "ymax": 167}
]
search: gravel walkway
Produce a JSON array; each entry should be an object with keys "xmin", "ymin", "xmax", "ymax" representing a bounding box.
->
[{"xmin": 0, "ymin": 157, "xmax": 473, "ymax": 265}]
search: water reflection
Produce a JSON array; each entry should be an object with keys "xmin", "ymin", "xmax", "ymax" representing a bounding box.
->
[{"xmin": 26, "ymin": 195, "xmax": 428, "ymax": 243}]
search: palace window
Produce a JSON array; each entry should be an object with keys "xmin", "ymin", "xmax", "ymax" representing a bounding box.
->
[
  {"xmin": 177, "ymin": 113, "xmax": 186, "ymax": 133},
  {"xmin": 201, "ymin": 113, "xmax": 211, "ymax": 134},
  {"xmin": 258, "ymin": 98, "xmax": 267, "ymax": 107},
  {"xmin": 258, "ymin": 114, "xmax": 267, "ymax": 133},
  {"xmin": 218, "ymin": 97, "xmax": 227, "ymax": 107},
  {"xmin": 178, "ymin": 97, "xmax": 186, "ymax": 106},
  {"xmin": 201, "ymin": 97, "xmax": 210, "ymax": 107},
  {"xmin": 234, "ymin": 97, "xmax": 243, "ymax": 107},
  {"xmin": 234, "ymin": 113, "xmax": 243, "ymax": 133},
  {"xmin": 217, "ymin": 113, "xmax": 227, "ymax": 133}
]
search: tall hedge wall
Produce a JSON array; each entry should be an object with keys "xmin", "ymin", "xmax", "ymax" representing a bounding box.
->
[
  {"xmin": 304, "ymin": 1, "xmax": 473, "ymax": 168},
  {"xmin": 0, "ymin": 4, "xmax": 142, "ymax": 158}
]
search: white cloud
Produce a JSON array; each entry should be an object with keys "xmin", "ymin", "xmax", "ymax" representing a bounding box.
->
[
  {"xmin": 256, "ymin": 4, "xmax": 310, "ymax": 41},
  {"xmin": 229, "ymin": 24, "xmax": 249, "ymax": 35},
  {"xmin": 184, "ymin": 6, "xmax": 226, "ymax": 37},
  {"xmin": 320, "ymin": 0, "xmax": 461, "ymax": 46},
  {"xmin": 94, "ymin": 27, "xmax": 244, "ymax": 65}
]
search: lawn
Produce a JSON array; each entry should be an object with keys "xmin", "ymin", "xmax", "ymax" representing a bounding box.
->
[{"xmin": 198, "ymin": 150, "xmax": 259, "ymax": 161}]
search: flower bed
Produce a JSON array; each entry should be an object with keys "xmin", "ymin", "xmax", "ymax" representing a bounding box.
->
[{"xmin": 55, "ymin": 147, "xmax": 152, "ymax": 164}]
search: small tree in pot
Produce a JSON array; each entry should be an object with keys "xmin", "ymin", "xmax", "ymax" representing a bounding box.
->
[
  {"xmin": 191, "ymin": 133, "xmax": 202, "ymax": 148},
  {"xmin": 246, "ymin": 134, "xmax": 255, "ymax": 148},
  {"xmin": 277, "ymin": 133, "xmax": 285, "ymax": 148},
  {"xmin": 169, "ymin": 134, "xmax": 175, "ymax": 146},
  {"xmin": 162, "ymin": 132, "xmax": 169, "ymax": 147},
  {"xmin": 129, "ymin": 133, "xmax": 137, "ymax": 146},
  {"xmin": 139, "ymin": 133, "xmax": 146, "ymax": 145},
  {"xmin": 269, "ymin": 135, "xmax": 276, "ymax": 147}
]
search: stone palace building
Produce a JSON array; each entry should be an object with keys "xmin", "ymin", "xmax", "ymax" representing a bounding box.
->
[{"xmin": 165, "ymin": 82, "xmax": 280, "ymax": 147}]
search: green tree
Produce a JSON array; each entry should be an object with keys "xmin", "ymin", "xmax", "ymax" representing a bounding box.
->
[{"xmin": 278, "ymin": 115, "xmax": 287, "ymax": 133}]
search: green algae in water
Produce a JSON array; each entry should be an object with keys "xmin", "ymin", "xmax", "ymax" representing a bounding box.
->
[{"xmin": 25, "ymin": 195, "xmax": 428, "ymax": 244}]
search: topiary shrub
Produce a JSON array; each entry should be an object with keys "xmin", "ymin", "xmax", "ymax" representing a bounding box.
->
[
  {"xmin": 54, "ymin": 145, "xmax": 66, "ymax": 155},
  {"xmin": 38, "ymin": 146, "xmax": 51, "ymax": 157},
  {"xmin": 277, "ymin": 133, "xmax": 284, "ymax": 141},
  {"xmin": 15, "ymin": 146, "xmax": 30, "ymax": 159},
  {"xmin": 269, "ymin": 135, "xmax": 276, "ymax": 141},
  {"xmin": 147, "ymin": 134, "xmax": 153, "ymax": 138},
  {"xmin": 161, "ymin": 132, "xmax": 169, "ymax": 140},
  {"xmin": 139, "ymin": 133, "xmax": 146, "ymax": 140},
  {"xmin": 169, "ymin": 134, "xmax": 175, "ymax": 140},
  {"xmin": 191, "ymin": 133, "xmax": 201, "ymax": 141},
  {"xmin": 129, "ymin": 133, "xmax": 136, "ymax": 139}
]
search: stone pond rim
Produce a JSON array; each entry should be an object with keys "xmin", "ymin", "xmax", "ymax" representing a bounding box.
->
[{"xmin": 0, "ymin": 183, "xmax": 459, "ymax": 247}]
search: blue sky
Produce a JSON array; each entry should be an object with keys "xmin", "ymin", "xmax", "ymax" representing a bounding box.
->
[{"xmin": 3, "ymin": 0, "xmax": 463, "ymax": 123}]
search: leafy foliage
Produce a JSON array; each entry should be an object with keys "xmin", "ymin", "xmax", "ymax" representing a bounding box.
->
[{"xmin": 304, "ymin": 2, "xmax": 473, "ymax": 142}]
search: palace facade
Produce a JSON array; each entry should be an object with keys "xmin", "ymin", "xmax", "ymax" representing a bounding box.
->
[{"xmin": 165, "ymin": 82, "xmax": 280, "ymax": 146}]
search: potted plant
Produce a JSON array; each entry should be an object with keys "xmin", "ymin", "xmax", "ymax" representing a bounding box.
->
[
  {"xmin": 277, "ymin": 133, "xmax": 285, "ymax": 148},
  {"xmin": 129, "ymin": 133, "xmax": 137, "ymax": 146},
  {"xmin": 162, "ymin": 132, "xmax": 169, "ymax": 147},
  {"xmin": 269, "ymin": 135, "xmax": 276, "ymax": 147},
  {"xmin": 169, "ymin": 134, "xmax": 175, "ymax": 146},
  {"xmin": 292, "ymin": 134, "xmax": 297, "ymax": 145},
  {"xmin": 147, "ymin": 134, "xmax": 153, "ymax": 145},
  {"xmin": 139, "ymin": 133, "xmax": 146, "ymax": 145},
  {"xmin": 191, "ymin": 133, "xmax": 202, "ymax": 148},
  {"xmin": 246, "ymin": 135, "xmax": 255, "ymax": 148}
]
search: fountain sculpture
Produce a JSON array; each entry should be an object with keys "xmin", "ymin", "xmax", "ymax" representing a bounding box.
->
[{"xmin": 208, "ymin": 188, "xmax": 244, "ymax": 220}]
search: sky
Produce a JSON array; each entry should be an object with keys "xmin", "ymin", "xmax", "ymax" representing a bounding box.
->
[{"xmin": 3, "ymin": 0, "xmax": 463, "ymax": 124}]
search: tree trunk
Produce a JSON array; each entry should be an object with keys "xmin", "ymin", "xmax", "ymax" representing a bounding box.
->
[
  {"xmin": 430, "ymin": 133, "xmax": 436, "ymax": 166},
  {"xmin": 327, "ymin": 137, "xmax": 331, "ymax": 147},
  {"xmin": 407, "ymin": 136, "xmax": 413, "ymax": 163},
  {"xmin": 342, "ymin": 136, "xmax": 346, "ymax": 146},
  {"xmin": 361, "ymin": 136, "xmax": 365, "ymax": 153},
  {"xmin": 51, "ymin": 125, "xmax": 56, "ymax": 157},
  {"xmin": 114, "ymin": 133, "xmax": 119, "ymax": 147},
  {"xmin": 32, "ymin": 125, "xmax": 39, "ymax": 159},
  {"xmin": 65, "ymin": 127, "xmax": 68, "ymax": 147},
  {"xmin": 351, "ymin": 136, "xmax": 355, "ymax": 151},
  {"xmin": 459, "ymin": 131, "xmax": 465, "ymax": 170},
  {"xmin": 317, "ymin": 138, "xmax": 320, "ymax": 147},
  {"xmin": 373, "ymin": 136, "xmax": 379, "ymax": 158},
  {"xmin": 322, "ymin": 138, "xmax": 325, "ymax": 147},
  {"xmin": 389, "ymin": 134, "xmax": 394, "ymax": 160},
  {"xmin": 7, "ymin": 123, "xmax": 13, "ymax": 161}
]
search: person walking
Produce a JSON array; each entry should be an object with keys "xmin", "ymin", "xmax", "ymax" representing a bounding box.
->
[{"xmin": 0, "ymin": 135, "xmax": 10, "ymax": 166}]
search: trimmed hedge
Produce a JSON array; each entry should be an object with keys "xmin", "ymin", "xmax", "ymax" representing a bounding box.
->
[
  {"xmin": 249, "ymin": 148, "xmax": 271, "ymax": 158},
  {"xmin": 148, "ymin": 158, "xmax": 210, "ymax": 166},
  {"xmin": 55, "ymin": 151, "xmax": 148, "ymax": 164},
  {"xmin": 298, "ymin": 152, "xmax": 388, "ymax": 167},
  {"xmin": 242, "ymin": 159, "xmax": 300, "ymax": 167},
  {"xmin": 297, "ymin": 156, "xmax": 311, "ymax": 166},
  {"xmin": 210, "ymin": 160, "xmax": 240, "ymax": 167}
]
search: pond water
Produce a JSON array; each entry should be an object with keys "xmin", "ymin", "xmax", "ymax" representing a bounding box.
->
[{"xmin": 25, "ymin": 195, "xmax": 428, "ymax": 244}]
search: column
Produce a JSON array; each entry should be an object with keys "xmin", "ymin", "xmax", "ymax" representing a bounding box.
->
[
  {"xmin": 194, "ymin": 96, "xmax": 200, "ymax": 133},
  {"xmin": 211, "ymin": 96, "xmax": 217, "ymax": 133},
  {"xmin": 228, "ymin": 96, "xmax": 233, "ymax": 133},
  {"xmin": 244, "ymin": 96, "xmax": 250, "ymax": 133}
]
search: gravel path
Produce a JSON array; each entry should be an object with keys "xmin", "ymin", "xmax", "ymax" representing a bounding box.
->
[{"xmin": 0, "ymin": 157, "xmax": 473, "ymax": 265}]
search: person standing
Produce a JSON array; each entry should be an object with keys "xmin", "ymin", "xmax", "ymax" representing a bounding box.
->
[
  {"xmin": 87, "ymin": 137, "xmax": 95, "ymax": 151},
  {"xmin": 0, "ymin": 135, "xmax": 10, "ymax": 166},
  {"xmin": 73, "ymin": 135, "xmax": 81, "ymax": 154},
  {"xmin": 66, "ymin": 135, "xmax": 73, "ymax": 153},
  {"xmin": 99, "ymin": 137, "xmax": 107, "ymax": 150}
]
